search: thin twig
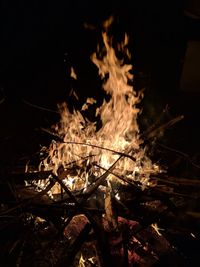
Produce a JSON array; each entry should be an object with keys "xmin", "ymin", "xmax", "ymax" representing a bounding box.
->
[
  {"xmin": 22, "ymin": 98, "xmax": 59, "ymax": 114},
  {"xmin": 143, "ymin": 115, "xmax": 184, "ymax": 140},
  {"xmin": 51, "ymin": 174, "xmax": 80, "ymax": 206},
  {"xmin": 0, "ymin": 179, "xmax": 55, "ymax": 216},
  {"xmin": 0, "ymin": 97, "xmax": 5, "ymax": 105},
  {"xmin": 94, "ymin": 163, "xmax": 141, "ymax": 189},
  {"xmin": 40, "ymin": 127, "xmax": 62, "ymax": 140},
  {"xmin": 65, "ymin": 154, "xmax": 97, "ymax": 167},
  {"xmin": 153, "ymin": 187, "xmax": 198, "ymax": 198},
  {"xmin": 0, "ymin": 88, "xmax": 6, "ymax": 105},
  {"xmin": 80, "ymin": 154, "xmax": 124, "ymax": 202},
  {"xmin": 41, "ymin": 128, "xmax": 137, "ymax": 161},
  {"xmin": 157, "ymin": 142, "xmax": 200, "ymax": 169},
  {"xmin": 65, "ymin": 141, "xmax": 137, "ymax": 161},
  {"xmin": 9, "ymin": 170, "xmax": 53, "ymax": 181},
  {"xmin": 151, "ymin": 174, "xmax": 200, "ymax": 186},
  {"xmin": 143, "ymin": 105, "xmax": 170, "ymax": 136}
]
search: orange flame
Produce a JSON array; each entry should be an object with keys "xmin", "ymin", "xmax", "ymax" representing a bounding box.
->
[{"xmin": 41, "ymin": 21, "xmax": 160, "ymax": 194}]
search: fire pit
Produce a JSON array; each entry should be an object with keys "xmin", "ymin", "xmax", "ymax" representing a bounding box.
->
[{"xmin": 0, "ymin": 17, "xmax": 200, "ymax": 267}]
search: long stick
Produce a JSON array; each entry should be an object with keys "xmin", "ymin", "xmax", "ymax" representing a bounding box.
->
[{"xmin": 41, "ymin": 128, "xmax": 137, "ymax": 161}]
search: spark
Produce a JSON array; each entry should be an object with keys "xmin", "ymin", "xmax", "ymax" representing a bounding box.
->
[
  {"xmin": 115, "ymin": 192, "xmax": 120, "ymax": 200},
  {"xmin": 70, "ymin": 67, "xmax": 77, "ymax": 80},
  {"xmin": 190, "ymin": 232, "xmax": 196, "ymax": 238}
]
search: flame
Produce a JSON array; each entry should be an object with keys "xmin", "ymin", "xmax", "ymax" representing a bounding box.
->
[
  {"xmin": 41, "ymin": 20, "xmax": 160, "ymax": 194},
  {"xmin": 70, "ymin": 67, "xmax": 77, "ymax": 80},
  {"xmin": 78, "ymin": 254, "xmax": 86, "ymax": 267},
  {"xmin": 151, "ymin": 223, "xmax": 164, "ymax": 236}
]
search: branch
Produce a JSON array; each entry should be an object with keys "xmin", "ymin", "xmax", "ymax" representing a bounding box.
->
[
  {"xmin": 143, "ymin": 115, "xmax": 184, "ymax": 140},
  {"xmin": 157, "ymin": 142, "xmax": 200, "ymax": 169},
  {"xmin": 41, "ymin": 128, "xmax": 137, "ymax": 162},
  {"xmin": 22, "ymin": 98, "xmax": 59, "ymax": 114}
]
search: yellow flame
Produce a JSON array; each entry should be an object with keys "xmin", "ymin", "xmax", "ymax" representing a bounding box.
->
[
  {"xmin": 78, "ymin": 254, "xmax": 85, "ymax": 267},
  {"xmin": 102, "ymin": 15, "xmax": 114, "ymax": 31},
  {"xmin": 70, "ymin": 67, "xmax": 77, "ymax": 80},
  {"xmin": 40, "ymin": 20, "xmax": 160, "ymax": 194}
]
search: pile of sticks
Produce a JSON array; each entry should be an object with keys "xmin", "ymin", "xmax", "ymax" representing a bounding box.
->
[
  {"xmin": 0, "ymin": 155, "xmax": 200, "ymax": 267},
  {"xmin": 0, "ymin": 107, "xmax": 200, "ymax": 266}
]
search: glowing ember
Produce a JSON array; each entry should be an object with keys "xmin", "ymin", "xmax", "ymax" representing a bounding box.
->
[{"xmin": 40, "ymin": 18, "xmax": 160, "ymax": 195}]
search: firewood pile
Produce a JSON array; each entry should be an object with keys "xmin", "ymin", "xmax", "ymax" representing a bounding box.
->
[{"xmin": 0, "ymin": 132, "xmax": 200, "ymax": 267}]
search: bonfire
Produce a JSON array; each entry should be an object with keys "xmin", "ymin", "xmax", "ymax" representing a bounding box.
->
[{"xmin": 0, "ymin": 17, "xmax": 200, "ymax": 267}]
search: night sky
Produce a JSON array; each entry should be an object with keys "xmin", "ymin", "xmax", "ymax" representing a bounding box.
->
[
  {"xmin": 0, "ymin": 0, "xmax": 200, "ymax": 163},
  {"xmin": 0, "ymin": 1, "xmax": 187, "ymax": 100}
]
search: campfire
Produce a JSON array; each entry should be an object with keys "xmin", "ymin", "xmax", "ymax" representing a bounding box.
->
[
  {"xmin": 1, "ymin": 17, "xmax": 200, "ymax": 267},
  {"xmin": 39, "ymin": 17, "xmax": 160, "ymax": 198}
]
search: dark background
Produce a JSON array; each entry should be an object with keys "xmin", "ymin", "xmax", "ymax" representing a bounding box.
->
[
  {"xmin": 0, "ymin": 2, "xmax": 200, "ymax": 265},
  {"xmin": 0, "ymin": 0, "xmax": 200, "ymax": 165}
]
